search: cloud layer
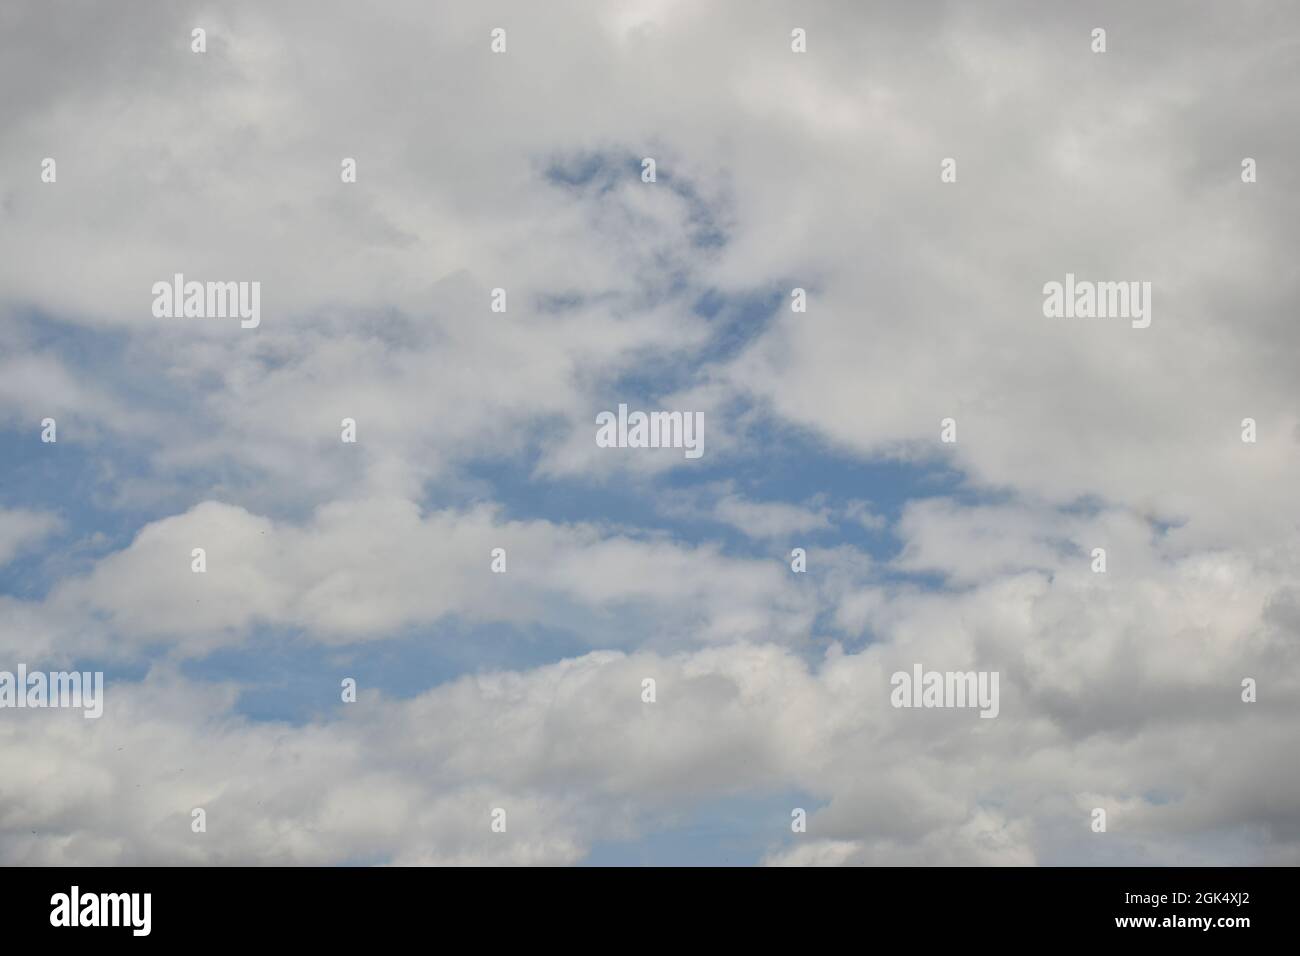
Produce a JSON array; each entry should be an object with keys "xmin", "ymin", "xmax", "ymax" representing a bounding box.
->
[{"xmin": 1, "ymin": 0, "xmax": 1296, "ymax": 865}]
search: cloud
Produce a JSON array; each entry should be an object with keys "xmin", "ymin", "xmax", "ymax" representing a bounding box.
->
[
  {"xmin": 10, "ymin": 496, "xmax": 817, "ymax": 658},
  {"xmin": 0, "ymin": 0, "xmax": 1296, "ymax": 865},
  {"xmin": 4, "ymin": 539, "xmax": 1296, "ymax": 866}
]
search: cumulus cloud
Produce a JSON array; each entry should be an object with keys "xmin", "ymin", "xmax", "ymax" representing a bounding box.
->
[{"xmin": 0, "ymin": 496, "xmax": 819, "ymax": 659}]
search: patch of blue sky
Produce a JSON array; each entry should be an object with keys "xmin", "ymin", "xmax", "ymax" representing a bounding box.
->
[
  {"xmin": 0, "ymin": 433, "xmax": 136, "ymax": 598},
  {"xmin": 0, "ymin": 420, "xmax": 313, "ymax": 597},
  {"xmin": 452, "ymin": 415, "xmax": 969, "ymax": 567}
]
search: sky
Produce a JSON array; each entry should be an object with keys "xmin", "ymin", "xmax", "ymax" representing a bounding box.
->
[{"xmin": 0, "ymin": 0, "xmax": 1297, "ymax": 865}]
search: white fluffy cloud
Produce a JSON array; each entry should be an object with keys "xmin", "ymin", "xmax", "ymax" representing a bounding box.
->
[
  {"xmin": 4, "ymin": 529, "xmax": 1296, "ymax": 865},
  {"xmin": 1, "ymin": 496, "xmax": 816, "ymax": 658}
]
